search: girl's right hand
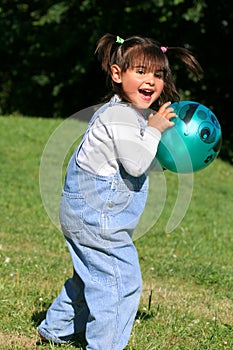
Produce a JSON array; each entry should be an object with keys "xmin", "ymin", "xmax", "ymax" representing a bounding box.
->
[{"xmin": 148, "ymin": 101, "xmax": 177, "ymax": 133}]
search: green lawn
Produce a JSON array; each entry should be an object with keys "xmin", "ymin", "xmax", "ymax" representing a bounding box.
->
[{"xmin": 0, "ymin": 115, "xmax": 233, "ymax": 349}]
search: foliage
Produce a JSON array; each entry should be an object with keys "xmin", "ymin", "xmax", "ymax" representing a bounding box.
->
[
  {"xmin": 0, "ymin": 115, "xmax": 233, "ymax": 349},
  {"xmin": 0, "ymin": 0, "xmax": 232, "ymax": 161}
]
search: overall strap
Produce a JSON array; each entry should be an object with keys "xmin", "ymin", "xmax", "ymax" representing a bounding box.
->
[{"xmin": 75, "ymin": 95, "xmax": 121, "ymax": 156}]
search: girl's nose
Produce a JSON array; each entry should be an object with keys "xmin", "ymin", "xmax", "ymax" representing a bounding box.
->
[{"xmin": 145, "ymin": 73, "xmax": 155, "ymax": 85}]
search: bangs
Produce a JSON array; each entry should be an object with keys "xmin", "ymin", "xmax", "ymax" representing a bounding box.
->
[{"xmin": 121, "ymin": 44, "xmax": 168, "ymax": 74}]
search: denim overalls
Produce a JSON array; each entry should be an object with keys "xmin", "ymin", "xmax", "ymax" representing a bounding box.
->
[{"xmin": 38, "ymin": 96, "xmax": 149, "ymax": 349}]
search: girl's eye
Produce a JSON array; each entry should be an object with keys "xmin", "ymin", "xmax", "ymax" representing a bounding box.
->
[
  {"xmin": 155, "ymin": 71, "xmax": 165, "ymax": 79},
  {"xmin": 136, "ymin": 69, "xmax": 145, "ymax": 75}
]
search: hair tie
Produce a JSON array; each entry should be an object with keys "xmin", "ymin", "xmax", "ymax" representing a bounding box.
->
[
  {"xmin": 161, "ymin": 46, "xmax": 168, "ymax": 53},
  {"xmin": 116, "ymin": 36, "xmax": 124, "ymax": 44}
]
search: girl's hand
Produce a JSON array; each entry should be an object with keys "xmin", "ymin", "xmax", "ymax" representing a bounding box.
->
[{"xmin": 148, "ymin": 101, "xmax": 177, "ymax": 133}]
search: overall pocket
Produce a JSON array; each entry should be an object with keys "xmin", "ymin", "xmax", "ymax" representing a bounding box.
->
[{"xmin": 59, "ymin": 190, "xmax": 85, "ymax": 231}]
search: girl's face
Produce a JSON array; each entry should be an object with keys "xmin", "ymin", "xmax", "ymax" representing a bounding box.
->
[{"xmin": 111, "ymin": 64, "xmax": 165, "ymax": 108}]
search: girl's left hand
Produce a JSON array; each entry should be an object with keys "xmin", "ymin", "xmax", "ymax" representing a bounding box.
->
[{"xmin": 148, "ymin": 101, "xmax": 177, "ymax": 133}]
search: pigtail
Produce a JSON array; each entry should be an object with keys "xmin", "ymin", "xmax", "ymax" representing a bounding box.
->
[
  {"xmin": 95, "ymin": 33, "xmax": 117, "ymax": 74},
  {"xmin": 167, "ymin": 46, "xmax": 203, "ymax": 79}
]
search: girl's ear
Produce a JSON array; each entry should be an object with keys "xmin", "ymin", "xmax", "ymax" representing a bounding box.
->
[{"xmin": 111, "ymin": 64, "xmax": 122, "ymax": 83}]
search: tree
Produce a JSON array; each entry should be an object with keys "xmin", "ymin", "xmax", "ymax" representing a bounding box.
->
[{"xmin": 0, "ymin": 0, "xmax": 232, "ymax": 161}]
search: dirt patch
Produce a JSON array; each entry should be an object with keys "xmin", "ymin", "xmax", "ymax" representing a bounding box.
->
[{"xmin": 0, "ymin": 332, "xmax": 37, "ymax": 349}]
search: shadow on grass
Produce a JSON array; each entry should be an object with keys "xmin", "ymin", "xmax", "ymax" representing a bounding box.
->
[
  {"xmin": 136, "ymin": 308, "xmax": 155, "ymax": 322},
  {"xmin": 31, "ymin": 302, "xmax": 52, "ymax": 327},
  {"xmin": 31, "ymin": 305, "xmax": 87, "ymax": 349}
]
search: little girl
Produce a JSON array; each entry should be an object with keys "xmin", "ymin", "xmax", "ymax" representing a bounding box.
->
[{"xmin": 38, "ymin": 33, "xmax": 202, "ymax": 349}]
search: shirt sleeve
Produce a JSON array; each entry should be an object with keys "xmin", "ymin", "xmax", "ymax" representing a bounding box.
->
[{"xmin": 107, "ymin": 105, "xmax": 161, "ymax": 177}]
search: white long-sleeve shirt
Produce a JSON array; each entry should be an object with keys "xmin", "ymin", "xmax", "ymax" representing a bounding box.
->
[{"xmin": 77, "ymin": 102, "xmax": 161, "ymax": 177}]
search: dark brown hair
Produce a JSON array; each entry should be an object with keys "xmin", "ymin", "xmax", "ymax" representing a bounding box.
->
[{"xmin": 95, "ymin": 33, "xmax": 203, "ymax": 108}]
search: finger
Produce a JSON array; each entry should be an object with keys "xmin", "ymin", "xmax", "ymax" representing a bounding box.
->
[
  {"xmin": 165, "ymin": 112, "xmax": 177, "ymax": 121},
  {"xmin": 163, "ymin": 106, "xmax": 177, "ymax": 118},
  {"xmin": 158, "ymin": 101, "xmax": 171, "ymax": 114},
  {"xmin": 163, "ymin": 101, "xmax": 172, "ymax": 108},
  {"xmin": 164, "ymin": 107, "xmax": 174, "ymax": 114}
]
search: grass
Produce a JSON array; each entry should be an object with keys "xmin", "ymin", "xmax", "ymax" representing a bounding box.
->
[{"xmin": 0, "ymin": 115, "xmax": 233, "ymax": 349}]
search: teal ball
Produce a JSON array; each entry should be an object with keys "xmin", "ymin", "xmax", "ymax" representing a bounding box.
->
[{"xmin": 156, "ymin": 101, "xmax": 222, "ymax": 173}]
